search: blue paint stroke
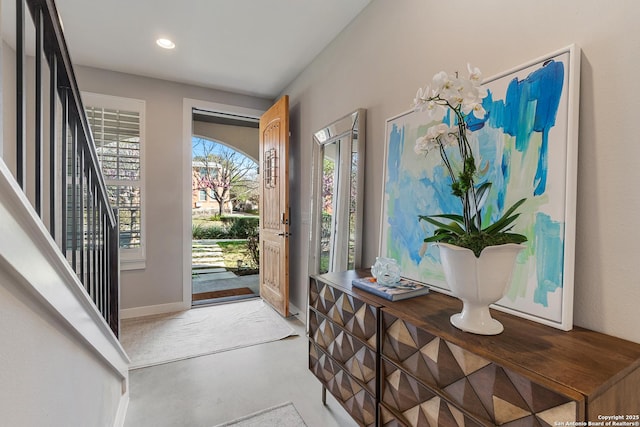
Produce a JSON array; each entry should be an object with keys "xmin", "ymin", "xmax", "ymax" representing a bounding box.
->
[
  {"xmin": 482, "ymin": 60, "xmax": 564, "ymax": 195},
  {"xmin": 385, "ymin": 124, "xmax": 459, "ymax": 264},
  {"xmin": 387, "ymin": 124, "xmax": 404, "ymax": 185},
  {"xmin": 533, "ymin": 213, "xmax": 564, "ymax": 307}
]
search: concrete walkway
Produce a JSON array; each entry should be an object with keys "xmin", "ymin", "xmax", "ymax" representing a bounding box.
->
[{"xmin": 191, "ymin": 240, "xmax": 259, "ymax": 299}]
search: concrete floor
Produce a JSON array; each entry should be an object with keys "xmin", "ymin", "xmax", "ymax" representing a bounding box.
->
[
  {"xmin": 123, "ymin": 309, "xmax": 357, "ymax": 427},
  {"xmin": 191, "ymin": 239, "xmax": 260, "ymax": 303}
]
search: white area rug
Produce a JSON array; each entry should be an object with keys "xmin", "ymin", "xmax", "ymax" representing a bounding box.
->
[
  {"xmin": 214, "ymin": 402, "xmax": 307, "ymax": 427},
  {"xmin": 121, "ymin": 299, "xmax": 297, "ymax": 369}
]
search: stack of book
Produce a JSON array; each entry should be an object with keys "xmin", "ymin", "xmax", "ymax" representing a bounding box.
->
[{"xmin": 351, "ymin": 276, "xmax": 429, "ymax": 301}]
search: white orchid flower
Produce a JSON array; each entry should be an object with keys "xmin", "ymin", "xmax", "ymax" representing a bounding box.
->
[
  {"xmin": 448, "ymin": 93, "xmax": 465, "ymax": 109},
  {"xmin": 441, "ymin": 126, "xmax": 460, "ymax": 146},
  {"xmin": 471, "ymin": 102, "xmax": 487, "ymax": 119},
  {"xmin": 417, "ymin": 99, "xmax": 446, "ymax": 121},
  {"xmin": 425, "ymin": 123, "xmax": 449, "ymax": 140},
  {"xmin": 462, "ymin": 102, "xmax": 487, "ymax": 119},
  {"xmin": 466, "ymin": 64, "xmax": 487, "ymax": 99},
  {"xmin": 432, "ymin": 71, "xmax": 454, "ymax": 96},
  {"xmin": 414, "ymin": 135, "xmax": 439, "ymax": 155},
  {"xmin": 413, "ymin": 86, "xmax": 429, "ymax": 110},
  {"xmin": 467, "ymin": 63, "xmax": 482, "ymax": 85}
]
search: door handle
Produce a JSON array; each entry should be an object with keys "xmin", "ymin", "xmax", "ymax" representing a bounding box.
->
[{"xmin": 277, "ymin": 232, "xmax": 292, "ymax": 238}]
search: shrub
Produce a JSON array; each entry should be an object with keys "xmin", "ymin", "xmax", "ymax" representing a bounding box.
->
[
  {"xmin": 245, "ymin": 228, "xmax": 260, "ymax": 267},
  {"xmin": 192, "ymin": 223, "xmax": 229, "ymax": 239},
  {"xmin": 192, "ymin": 217, "xmax": 258, "ymax": 239},
  {"xmin": 227, "ymin": 217, "xmax": 259, "ymax": 239},
  {"xmin": 219, "ymin": 215, "xmax": 234, "ymax": 224}
]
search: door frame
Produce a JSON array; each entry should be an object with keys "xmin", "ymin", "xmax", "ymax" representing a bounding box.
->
[{"xmin": 181, "ymin": 98, "xmax": 264, "ymax": 309}]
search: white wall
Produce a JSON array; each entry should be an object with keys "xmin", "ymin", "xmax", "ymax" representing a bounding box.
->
[
  {"xmin": 74, "ymin": 66, "xmax": 273, "ymax": 310},
  {"xmin": 0, "ymin": 267, "xmax": 124, "ymax": 426},
  {"xmin": 282, "ymin": 0, "xmax": 640, "ymax": 343}
]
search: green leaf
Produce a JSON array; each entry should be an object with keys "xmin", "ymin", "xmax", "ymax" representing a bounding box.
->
[
  {"xmin": 474, "ymin": 182, "xmax": 492, "ymax": 212},
  {"xmin": 425, "ymin": 233, "xmax": 454, "ymax": 243},
  {"xmin": 475, "ymin": 182, "xmax": 491, "ymax": 199},
  {"xmin": 419, "ymin": 216, "xmax": 465, "ymax": 236},
  {"xmin": 427, "ymin": 214, "xmax": 465, "ymax": 225},
  {"xmin": 468, "ymin": 216, "xmax": 480, "ymax": 233},
  {"xmin": 503, "ymin": 232, "xmax": 528, "ymax": 243},
  {"xmin": 486, "ymin": 213, "xmax": 520, "ymax": 234},
  {"xmin": 483, "ymin": 198, "xmax": 526, "ymax": 234}
]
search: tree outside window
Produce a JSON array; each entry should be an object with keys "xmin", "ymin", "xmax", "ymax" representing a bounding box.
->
[{"xmin": 192, "ymin": 137, "xmax": 258, "ymax": 216}]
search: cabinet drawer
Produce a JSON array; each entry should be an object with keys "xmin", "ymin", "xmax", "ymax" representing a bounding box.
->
[
  {"xmin": 309, "ymin": 278, "xmax": 377, "ymax": 347},
  {"xmin": 379, "ymin": 403, "xmax": 408, "ymax": 427},
  {"xmin": 308, "ymin": 310, "xmax": 377, "ymax": 394},
  {"xmin": 382, "ymin": 359, "xmax": 484, "ymax": 427},
  {"xmin": 382, "ymin": 313, "xmax": 579, "ymax": 426},
  {"xmin": 309, "ymin": 342, "xmax": 376, "ymax": 427}
]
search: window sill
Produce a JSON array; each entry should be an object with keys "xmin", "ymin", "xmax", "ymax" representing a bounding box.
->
[{"xmin": 121, "ymin": 259, "xmax": 146, "ymax": 271}]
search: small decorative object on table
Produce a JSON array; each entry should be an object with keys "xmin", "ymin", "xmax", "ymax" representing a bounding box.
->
[
  {"xmin": 352, "ymin": 276, "xmax": 429, "ymax": 301},
  {"xmin": 370, "ymin": 257, "xmax": 401, "ymax": 286},
  {"xmin": 413, "ymin": 65, "xmax": 527, "ymax": 335}
]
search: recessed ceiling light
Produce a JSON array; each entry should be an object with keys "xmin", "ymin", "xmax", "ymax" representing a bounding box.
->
[{"xmin": 156, "ymin": 38, "xmax": 175, "ymax": 49}]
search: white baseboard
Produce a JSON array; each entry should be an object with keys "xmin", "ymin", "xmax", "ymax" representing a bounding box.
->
[
  {"xmin": 120, "ymin": 301, "xmax": 190, "ymax": 319},
  {"xmin": 289, "ymin": 301, "xmax": 306, "ymax": 325}
]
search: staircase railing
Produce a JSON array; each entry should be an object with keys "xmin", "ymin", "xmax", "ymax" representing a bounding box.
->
[{"xmin": 13, "ymin": 0, "xmax": 120, "ymax": 336}]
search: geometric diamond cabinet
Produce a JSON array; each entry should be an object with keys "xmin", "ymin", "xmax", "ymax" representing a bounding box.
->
[
  {"xmin": 310, "ymin": 270, "xmax": 640, "ymax": 427},
  {"xmin": 309, "ymin": 274, "xmax": 381, "ymax": 426},
  {"xmin": 381, "ymin": 314, "xmax": 578, "ymax": 426}
]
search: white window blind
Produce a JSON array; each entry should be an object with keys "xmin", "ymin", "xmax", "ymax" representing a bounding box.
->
[{"xmin": 83, "ymin": 92, "xmax": 146, "ymax": 270}]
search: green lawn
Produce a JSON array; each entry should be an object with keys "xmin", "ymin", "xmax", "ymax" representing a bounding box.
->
[{"xmin": 216, "ymin": 240, "xmax": 257, "ymax": 270}]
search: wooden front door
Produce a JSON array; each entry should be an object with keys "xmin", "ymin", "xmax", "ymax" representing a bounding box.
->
[{"xmin": 259, "ymin": 96, "xmax": 290, "ymax": 317}]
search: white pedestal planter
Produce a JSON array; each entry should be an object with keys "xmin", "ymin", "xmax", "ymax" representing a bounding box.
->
[{"xmin": 437, "ymin": 242, "xmax": 524, "ymax": 335}]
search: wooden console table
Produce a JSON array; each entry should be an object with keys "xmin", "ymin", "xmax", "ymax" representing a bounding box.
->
[{"xmin": 308, "ymin": 270, "xmax": 640, "ymax": 427}]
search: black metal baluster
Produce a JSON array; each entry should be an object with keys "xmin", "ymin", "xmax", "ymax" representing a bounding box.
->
[
  {"xmin": 98, "ymin": 203, "xmax": 104, "ymax": 314},
  {"xmin": 35, "ymin": 5, "xmax": 44, "ymax": 215},
  {"xmin": 104, "ymin": 209, "xmax": 110, "ymax": 317},
  {"xmin": 93, "ymin": 187, "xmax": 98, "ymax": 304},
  {"xmin": 49, "ymin": 53, "xmax": 58, "ymax": 239},
  {"xmin": 61, "ymin": 90, "xmax": 68, "ymax": 254},
  {"xmin": 79, "ymin": 148, "xmax": 85, "ymax": 283},
  {"xmin": 16, "ymin": 0, "xmax": 26, "ymax": 188},
  {"xmin": 14, "ymin": 0, "xmax": 120, "ymax": 333},
  {"xmin": 71, "ymin": 122, "xmax": 78, "ymax": 271},
  {"xmin": 109, "ymin": 208, "xmax": 119, "ymax": 336},
  {"xmin": 86, "ymin": 169, "xmax": 92, "ymax": 297},
  {"xmin": 105, "ymin": 218, "xmax": 112, "ymax": 326}
]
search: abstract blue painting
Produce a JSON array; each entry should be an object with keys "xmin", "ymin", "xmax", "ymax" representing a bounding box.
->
[{"xmin": 380, "ymin": 46, "xmax": 580, "ymax": 330}]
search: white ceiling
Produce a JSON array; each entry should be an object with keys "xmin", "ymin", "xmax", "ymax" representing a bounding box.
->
[{"xmin": 3, "ymin": 0, "xmax": 371, "ymax": 99}]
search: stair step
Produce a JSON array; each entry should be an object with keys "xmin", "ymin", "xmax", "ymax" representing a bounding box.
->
[
  {"xmin": 192, "ymin": 271, "xmax": 238, "ymax": 281},
  {"xmin": 192, "ymin": 253, "xmax": 223, "ymax": 259},
  {"xmin": 192, "ymin": 255, "xmax": 223, "ymax": 261},
  {"xmin": 192, "ymin": 266, "xmax": 227, "ymax": 273}
]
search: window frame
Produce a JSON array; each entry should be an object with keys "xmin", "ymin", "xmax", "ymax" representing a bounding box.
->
[{"xmin": 82, "ymin": 92, "xmax": 146, "ymax": 270}]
